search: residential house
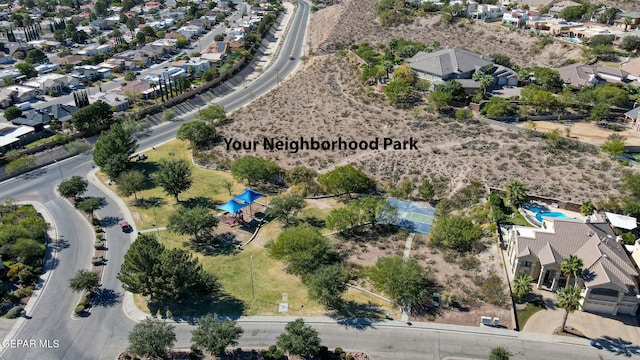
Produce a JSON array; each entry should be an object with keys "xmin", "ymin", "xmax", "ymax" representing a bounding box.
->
[
  {"xmin": 0, "ymin": 125, "xmax": 35, "ymax": 152},
  {"xmin": 547, "ymin": 0, "xmax": 581, "ymax": 18},
  {"xmin": 557, "ymin": 63, "xmax": 629, "ymax": 88},
  {"xmin": 117, "ymin": 80, "xmax": 159, "ymax": 100},
  {"xmin": 34, "ymin": 63, "xmax": 60, "ymax": 75},
  {"xmin": 23, "ymin": 73, "xmax": 80, "ymax": 94},
  {"xmin": 614, "ymin": 12, "xmax": 640, "ymax": 31},
  {"xmin": 405, "ymin": 48, "xmax": 493, "ymax": 85},
  {"xmin": 506, "ymin": 218, "xmax": 640, "ymax": 315},
  {"xmin": 89, "ymin": 92, "xmax": 130, "ymax": 112},
  {"xmin": 177, "ymin": 24, "xmax": 204, "ymax": 38},
  {"xmin": 72, "ymin": 65, "xmax": 111, "ymax": 82},
  {"xmin": 467, "ymin": 3, "xmax": 506, "ymax": 21},
  {"xmin": 621, "ymin": 57, "xmax": 640, "ymax": 80},
  {"xmin": 148, "ymin": 38, "xmax": 177, "ymax": 53},
  {"xmin": 0, "ymin": 68, "xmax": 22, "ymax": 84},
  {"xmin": 140, "ymin": 66, "xmax": 186, "ymax": 84},
  {"xmin": 77, "ymin": 44, "xmax": 112, "ymax": 57},
  {"xmin": 53, "ymin": 54, "xmax": 88, "ymax": 66},
  {"xmin": 12, "ymin": 104, "xmax": 79, "ymax": 132},
  {"xmin": 502, "ymin": 9, "xmax": 541, "ymax": 26},
  {"xmin": 176, "ymin": 58, "xmax": 210, "ymax": 75},
  {"xmin": 0, "ymin": 85, "xmax": 39, "ymax": 108},
  {"xmin": 5, "ymin": 42, "xmax": 34, "ymax": 56},
  {"xmin": 202, "ymin": 41, "xmax": 228, "ymax": 64}
]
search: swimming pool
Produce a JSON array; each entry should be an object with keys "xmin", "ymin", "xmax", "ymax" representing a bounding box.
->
[{"xmin": 536, "ymin": 211, "xmax": 569, "ymax": 222}]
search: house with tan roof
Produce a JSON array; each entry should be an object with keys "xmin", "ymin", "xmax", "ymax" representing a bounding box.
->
[
  {"xmin": 621, "ymin": 57, "xmax": 640, "ymax": 80},
  {"xmin": 507, "ymin": 218, "xmax": 640, "ymax": 315},
  {"xmin": 557, "ymin": 63, "xmax": 629, "ymax": 88}
]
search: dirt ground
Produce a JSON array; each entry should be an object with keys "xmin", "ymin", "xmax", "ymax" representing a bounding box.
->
[
  {"xmin": 525, "ymin": 120, "xmax": 640, "ymax": 146},
  {"xmin": 306, "ymin": 0, "xmax": 582, "ymax": 68}
]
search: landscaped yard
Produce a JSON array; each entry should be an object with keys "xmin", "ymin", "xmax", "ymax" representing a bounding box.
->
[{"xmin": 516, "ymin": 302, "xmax": 545, "ymax": 329}]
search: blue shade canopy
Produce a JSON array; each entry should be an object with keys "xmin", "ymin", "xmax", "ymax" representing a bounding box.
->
[
  {"xmin": 233, "ymin": 188, "xmax": 264, "ymax": 204},
  {"xmin": 218, "ymin": 199, "xmax": 248, "ymax": 214}
]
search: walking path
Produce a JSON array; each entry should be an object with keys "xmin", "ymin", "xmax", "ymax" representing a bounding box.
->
[{"xmin": 399, "ymin": 232, "xmax": 415, "ymax": 321}]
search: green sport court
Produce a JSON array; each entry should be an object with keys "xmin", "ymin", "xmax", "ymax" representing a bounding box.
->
[{"xmin": 387, "ymin": 198, "xmax": 435, "ymax": 234}]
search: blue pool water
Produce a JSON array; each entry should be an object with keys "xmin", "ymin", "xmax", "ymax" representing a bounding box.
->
[{"xmin": 535, "ymin": 212, "xmax": 569, "ymax": 222}]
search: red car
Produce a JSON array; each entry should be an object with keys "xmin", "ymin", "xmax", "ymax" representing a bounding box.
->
[{"xmin": 120, "ymin": 221, "xmax": 131, "ymax": 233}]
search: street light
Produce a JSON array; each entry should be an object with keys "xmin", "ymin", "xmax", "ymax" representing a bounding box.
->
[
  {"xmin": 250, "ymin": 255, "xmax": 255, "ymax": 300},
  {"xmin": 53, "ymin": 159, "xmax": 63, "ymax": 180}
]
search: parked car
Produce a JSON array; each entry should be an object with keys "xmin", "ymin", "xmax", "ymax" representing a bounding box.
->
[
  {"xmin": 289, "ymin": 54, "xmax": 295, "ymax": 60},
  {"xmin": 120, "ymin": 221, "xmax": 132, "ymax": 233}
]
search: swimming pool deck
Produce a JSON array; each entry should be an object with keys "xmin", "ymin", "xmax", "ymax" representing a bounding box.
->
[{"xmin": 520, "ymin": 201, "xmax": 584, "ymax": 228}]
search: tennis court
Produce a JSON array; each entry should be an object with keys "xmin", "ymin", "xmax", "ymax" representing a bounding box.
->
[{"xmin": 387, "ymin": 198, "xmax": 436, "ymax": 234}]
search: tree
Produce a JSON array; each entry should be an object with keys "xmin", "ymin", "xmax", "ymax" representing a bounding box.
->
[
  {"xmin": 306, "ymin": 264, "xmax": 349, "ymax": 307},
  {"xmin": 124, "ymin": 71, "xmax": 137, "ymax": 81},
  {"xmin": 162, "ymin": 109, "xmax": 176, "ymax": 122},
  {"xmin": 513, "ymin": 274, "xmax": 533, "ymax": 303},
  {"xmin": 5, "ymin": 156, "xmax": 36, "ymax": 175},
  {"xmin": 176, "ymin": 121, "xmax": 217, "ymax": 149},
  {"xmin": 318, "ymin": 165, "xmax": 374, "ymax": 197},
  {"xmin": 556, "ymin": 286, "xmax": 583, "ymax": 332},
  {"xmin": 580, "ymin": 200, "xmax": 595, "ymax": 216},
  {"xmin": 15, "ymin": 63, "xmax": 37, "ymax": 78},
  {"xmin": 392, "ymin": 64, "xmax": 415, "ymax": 85},
  {"xmin": 268, "ymin": 225, "xmax": 337, "ymax": 277},
  {"xmin": 325, "ymin": 207, "xmax": 360, "ymax": 233},
  {"xmin": 472, "ymin": 71, "xmax": 494, "ymax": 94},
  {"xmin": 383, "ymin": 79, "xmax": 416, "ymax": 107},
  {"xmin": 156, "ymin": 248, "xmax": 218, "ymax": 303},
  {"xmin": 93, "ymin": 122, "xmax": 138, "ymax": 180},
  {"xmin": 76, "ymin": 197, "xmax": 103, "ymax": 220},
  {"xmin": 418, "ymin": 178, "xmax": 436, "ymax": 201},
  {"xmin": 429, "ymin": 215, "xmax": 483, "ymax": 253},
  {"xmin": 58, "ymin": 175, "xmax": 88, "ymax": 201},
  {"xmin": 489, "ymin": 346, "xmax": 512, "ymax": 360},
  {"xmin": 560, "ymin": 255, "xmax": 583, "ymax": 288},
  {"xmin": 167, "ymin": 206, "xmax": 219, "ymax": 241},
  {"xmin": 356, "ymin": 196, "xmax": 398, "ymax": 228},
  {"xmin": 230, "ymin": 156, "xmax": 280, "ymax": 186},
  {"xmin": 481, "ymin": 97, "xmax": 516, "ymax": 118},
  {"xmin": 198, "ymin": 104, "xmax": 226, "ymax": 123},
  {"xmin": 14, "ymin": 238, "xmax": 45, "ymax": 265},
  {"xmin": 624, "ymin": 16, "xmax": 633, "ymax": 32},
  {"xmin": 191, "ymin": 314, "xmax": 243, "ymax": 357},
  {"xmin": 176, "ymin": 36, "xmax": 189, "ymax": 48},
  {"xmin": 286, "ymin": 166, "xmax": 317, "ymax": 185},
  {"xmin": 266, "ymin": 194, "xmax": 306, "ymax": 226},
  {"xmin": 127, "ymin": 318, "xmax": 176, "ymax": 358},
  {"xmin": 69, "ymin": 269, "xmax": 100, "ymax": 293},
  {"xmin": 455, "ymin": 108, "xmax": 472, "ymax": 121},
  {"xmin": 532, "ymin": 67, "xmax": 564, "ymax": 92},
  {"xmin": 4, "ymin": 106, "xmax": 22, "ymax": 120},
  {"xmin": 72, "ymin": 100, "xmax": 114, "ymax": 132},
  {"xmin": 601, "ymin": 133, "xmax": 626, "ymax": 157},
  {"xmin": 71, "ymin": 30, "xmax": 88, "ymax": 44},
  {"xmin": 152, "ymin": 158, "xmax": 193, "ymax": 202},
  {"xmin": 505, "ymin": 181, "xmax": 528, "ymax": 207},
  {"xmin": 118, "ymin": 234, "xmax": 165, "ymax": 300},
  {"xmin": 491, "ymin": 53, "xmax": 513, "ymax": 68},
  {"xmin": 621, "ymin": 36, "xmax": 640, "ymax": 54},
  {"xmin": 117, "ymin": 170, "xmax": 145, "ymax": 200},
  {"xmin": 367, "ymin": 256, "xmax": 433, "ymax": 313},
  {"xmin": 276, "ymin": 319, "xmax": 321, "ymax": 357},
  {"xmin": 545, "ymin": 128, "xmax": 563, "ymax": 149}
]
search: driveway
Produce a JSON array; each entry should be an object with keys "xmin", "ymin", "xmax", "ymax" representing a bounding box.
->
[{"xmin": 523, "ymin": 290, "xmax": 640, "ymax": 345}]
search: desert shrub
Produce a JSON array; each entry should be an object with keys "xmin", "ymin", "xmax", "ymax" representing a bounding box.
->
[
  {"xmin": 459, "ymin": 255, "xmax": 480, "ymax": 271},
  {"xmin": 481, "ymin": 273, "xmax": 508, "ymax": 306},
  {"xmin": 74, "ymin": 305, "xmax": 85, "ymax": 314},
  {"xmin": 7, "ymin": 263, "xmax": 25, "ymax": 281},
  {"xmin": 91, "ymin": 218, "xmax": 100, "ymax": 226},
  {"xmin": 5, "ymin": 306, "xmax": 23, "ymax": 319},
  {"xmin": 15, "ymin": 286, "xmax": 33, "ymax": 298}
]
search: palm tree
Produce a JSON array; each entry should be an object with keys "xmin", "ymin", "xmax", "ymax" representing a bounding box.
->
[
  {"xmin": 624, "ymin": 16, "xmax": 632, "ymax": 32},
  {"xmin": 513, "ymin": 274, "xmax": 533, "ymax": 302},
  {"xmin": 505, "ymin": 181, "xmax": 528, "ymax": 207},
  {"xmin": 556, "ymin": 286, "xmax": 583, "ymax": 332},
  {"xmin": 560, "ymin": 255, "xmax": 583, "ymax": 288}
]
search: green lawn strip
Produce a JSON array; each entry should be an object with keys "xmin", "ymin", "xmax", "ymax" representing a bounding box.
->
[
  {"xmin": 25, "ymin": 134, "xmax": 57, "ymax": 148},
  {"xmin": 516, "ymin": 302, "xmax": 545, "ymax": 329},
  {"xmin": 503, "ymin": 204, "xmax": 532, "ymax": 227},
  {"xmin": 119, "ymin": 140, "xmax": 248, "ymax": 230}
]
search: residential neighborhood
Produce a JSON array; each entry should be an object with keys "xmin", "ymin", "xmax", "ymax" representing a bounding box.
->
[{"xmin": 2, "ymin": 0, "xmax": 640, "ymax": 359}]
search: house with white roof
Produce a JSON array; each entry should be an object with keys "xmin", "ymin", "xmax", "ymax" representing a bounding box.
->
[
  {"xmin": 503, "ymin": 9, "xmax": 541, "ymax": 26},
  {"xmin": 23, "ymin": 73, "xmax": 79, "ymax": 93},
  {"xmin": 177, "ymin": 24, "xmax": 204, "ymax": 38},
  {"xmin": 0, "ymin": 125, "xmax": 35, "ymax": 152},
  {"xmin": 140, "ymin": 66, "xmax": 186, "ymax": 85},
  {"xmin": 507, "ymin": 217, "xmax": 640, "ymax": 315}
]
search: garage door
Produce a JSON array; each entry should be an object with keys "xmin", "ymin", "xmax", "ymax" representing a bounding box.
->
[
  {"xmin": 617, "ymin": 303, "xmax": 637, "ymax": 315},
  {"xmin": 583, "ymin": 300, "xmax": 616, "ymax": 314}
]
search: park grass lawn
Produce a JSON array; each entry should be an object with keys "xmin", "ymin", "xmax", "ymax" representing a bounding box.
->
[
  {"xmin": 142, "ymin": 228, "xmax": 324, "ymax": 316},
  {"xmin": 516, "ymin": 302, "xmax": 545, "ymax": 329},
  {"xmin": 109, "ymin": 140, "xmax": 249, "ymax": 230}
]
